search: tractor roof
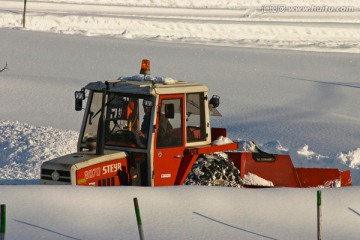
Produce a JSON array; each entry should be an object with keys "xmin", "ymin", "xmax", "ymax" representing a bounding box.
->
[{"xmin": 84, "ymin": 75, "xmax": 209, "ymax": 96}]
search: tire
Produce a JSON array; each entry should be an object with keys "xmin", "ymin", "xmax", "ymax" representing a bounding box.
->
[{"xmin": 184, "ymin": 153, "xmax": 243, "ymax": 187}]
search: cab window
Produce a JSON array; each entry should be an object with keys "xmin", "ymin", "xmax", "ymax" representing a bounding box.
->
[
  {"xmin": 186, "ymin": 93, "xmax": 206, "ymax": 142},
  {"xmin": 156, "ymin": 98, "xmax": 183, "ymax": 148},
  {"xmin": 82, "ymin": 92, "xmax": 153, "ymax": 149}
]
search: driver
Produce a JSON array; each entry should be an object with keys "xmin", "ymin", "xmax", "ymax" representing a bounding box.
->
[
  {"xmin": 128, "ymin": 99, "xmax": 152, "ymax": 148},
  {"xmin": 140, "ymin": 100, "xmax": 152, "ymax": 137}
]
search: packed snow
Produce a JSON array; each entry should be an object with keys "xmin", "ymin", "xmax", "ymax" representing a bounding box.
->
[
  {"xmin": 1, "ymin": 0, "xmax": 360, "ymax": 239},
  {"xmin": 119, "ymin": 75, "xmax": 178, "ymax": 84},
  {"xmin": 242, "ymin": 172, "xmax": 274, "ymax": 187}
]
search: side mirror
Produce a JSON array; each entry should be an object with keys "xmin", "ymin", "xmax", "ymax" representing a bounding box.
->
[
  {"xmin": 75, "ymin": 90, "xmax": 85, "ymax": 111},
  {"xmin": 209, "ymin": 95, "xmax": 220, "ymax": 108},
  {"xmin": 165, "ymin": 103, "xmax": 175, "ymax": 119}
]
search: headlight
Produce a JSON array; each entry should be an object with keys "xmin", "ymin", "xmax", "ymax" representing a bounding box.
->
[{"xmin": 51, "ymin": 170, "xmax": 60, "ymax": 181}]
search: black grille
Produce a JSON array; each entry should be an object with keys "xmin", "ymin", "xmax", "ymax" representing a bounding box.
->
[
  {"xmin": 41, "ymin": 169, "xmax": 70, "ymax": 177},
  {"xmin": 41, "ymin": 168, "xmax": 71, "ymax": 183}
]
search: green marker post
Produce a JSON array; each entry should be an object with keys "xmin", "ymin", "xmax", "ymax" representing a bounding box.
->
[
  {"xmin": 0, "ymin": 204, "xmax": 6, "ymax": 240},
  {"xmin": 317, "ymin": 191, "xmax": 322, "ymax": 240},
  {"xmin": 23, "ymin": 0, "xmax": 27, "ymax": 28},
  {"xmin": 133, "ymin": 198, "xmax": 144, "ymax": 240}
]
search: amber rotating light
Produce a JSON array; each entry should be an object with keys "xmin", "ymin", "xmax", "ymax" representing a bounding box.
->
[{"xmin": 140, "ymin": 59, "xmax": 150, "ymax": 76}]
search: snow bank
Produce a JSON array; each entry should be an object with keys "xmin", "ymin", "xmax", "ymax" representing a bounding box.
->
[
  {"xmin": 212, "ymin": 136, "xmax": 233, "ymax": 145},
  {"xmin": 0, "ymin": 121, "xmax": 78, "ymax": 182},
  {"xmin": 236, "ymin": 140, "xmax": 288, "ymax": 154},
  {"xmin": 295, "ymin": 144, "xmax": 358, "ymax": 170},
  {"xmin": 258, "ymin": 140, "xmax": 289, "ymax": 154},
  {"xmin": 1, "ymin": 0, "xmax": 359, "ymax": 52},
  {"xmin": 338, "ymin": 148, "xmax": 360, "ymax": 169},
  {"xmin": 26, "ymin": 0, "xmax": 360, "ymax": 10},
  {"xmin": 297, "ymin": 144, "xmax": 326, "ymax": 160}
]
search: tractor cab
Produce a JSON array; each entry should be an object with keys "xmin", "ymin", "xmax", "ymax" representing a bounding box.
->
[
  {"xmin": 41, "ymin": 60, "xmax": 234, "ymax": 186},
  {"xmin": 74, "ymin": 75, "xmax": 217, "ymax": 186}
]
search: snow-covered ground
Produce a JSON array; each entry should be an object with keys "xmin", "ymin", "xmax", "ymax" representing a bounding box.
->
[
  {"xmin": 0, "ymin": 185, "xmax": 359, "ymax": 240},
  {"xmin": 1, "ymin": 0, "xmax": 360, "ymax": 239},
  {"xmin": 1, "ymin": 0, "xmax": 360, "ymax": 52},
  {"xmin": 1, "ymin": 28, "xmax": 359, "ymax": 185}
]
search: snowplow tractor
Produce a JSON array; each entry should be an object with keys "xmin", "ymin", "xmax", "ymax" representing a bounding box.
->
[{"xmin": 40, "ymin": 60, "xmax": 352, "ymax": 188}]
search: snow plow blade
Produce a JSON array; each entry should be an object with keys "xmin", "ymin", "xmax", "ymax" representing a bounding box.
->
[
  {"xmin": 227, "ymin": 152, "xmax": 352, "ymax": 188},
  {"xmin": 295, "ymin": 168, "xmax": 352, "ymax": 187}
]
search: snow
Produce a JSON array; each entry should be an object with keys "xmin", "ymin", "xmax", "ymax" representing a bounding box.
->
[
  {"xmin": 1, "ymin": 0, "xmax": 360, "ymax": 52},
  {"xmin": 338, "ymin": 148, "xmax": 360, "ymax": 170},
  {"xmin": 242, "ymin": 172, "xmax": 274, "ymax": 187},
  {"xmin": 212, "ymin": 136, "xmax": 233, "ymax": 145},
  {"xmin": 0, "ymin": 121, "xmax": 78, "ymax": 183},
  {"xmin": 119, "ymin": 75, "xmax": 178, "ymax": 84},
  {"xmin": 0, "ymin": 185, "xmax": 358, "ymax": 240},
  {"xmin": 0, "ymin": 0, "xmax": 360, "ymax": 239}
]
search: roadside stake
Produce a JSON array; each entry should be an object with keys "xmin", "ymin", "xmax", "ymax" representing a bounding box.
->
[
  {"xmin": 23, "ymin": 0, "xmax": 27, "ymax": 28},
  {"xmin": 133, "ymin": 198, "xmax": 144, "ymax": 240},
  {"xmin": 0, "ymin": 204, "xmax": 6, "ymax": 240},
  {"xmin": 317, "ymin": 191, "xmax": 322, "ymax": 240}
]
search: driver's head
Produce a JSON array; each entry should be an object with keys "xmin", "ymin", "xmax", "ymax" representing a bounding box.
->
[{"xmin": 143, "ymin": 100, "xmax": 152, "ymax": 114}]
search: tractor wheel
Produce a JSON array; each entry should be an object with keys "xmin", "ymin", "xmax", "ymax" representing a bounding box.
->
[{"xmin": 184, "ymin": 153, "xmax": 243, "ymax": 188}]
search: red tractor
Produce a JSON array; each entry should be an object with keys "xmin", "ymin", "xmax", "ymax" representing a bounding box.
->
[{"xmin": 40, "ymin": 60, "xmax": 352, "ymax": 187}]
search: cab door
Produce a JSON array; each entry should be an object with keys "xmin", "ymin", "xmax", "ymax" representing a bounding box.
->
[{"xmin": 153, "ymin": 94, "xmax": 185, "ymax": 186}]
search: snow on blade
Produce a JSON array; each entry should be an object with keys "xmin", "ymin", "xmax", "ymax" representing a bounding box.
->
[
  {"xmin": 242, "ymin": 172, "xmax": 274, "ymax": 187},
  {"xmin": 317, "ymin": 179, "xmax": 341, "ymax": 188},
  {"xmin": 0, "ymin": 121, "xmax": 78, "ymax": 182}
]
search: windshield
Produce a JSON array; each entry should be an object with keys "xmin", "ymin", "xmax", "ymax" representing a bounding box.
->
[{"xmin": 82, "ymin": 91, "xmax": 153, "ymax": 149}]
